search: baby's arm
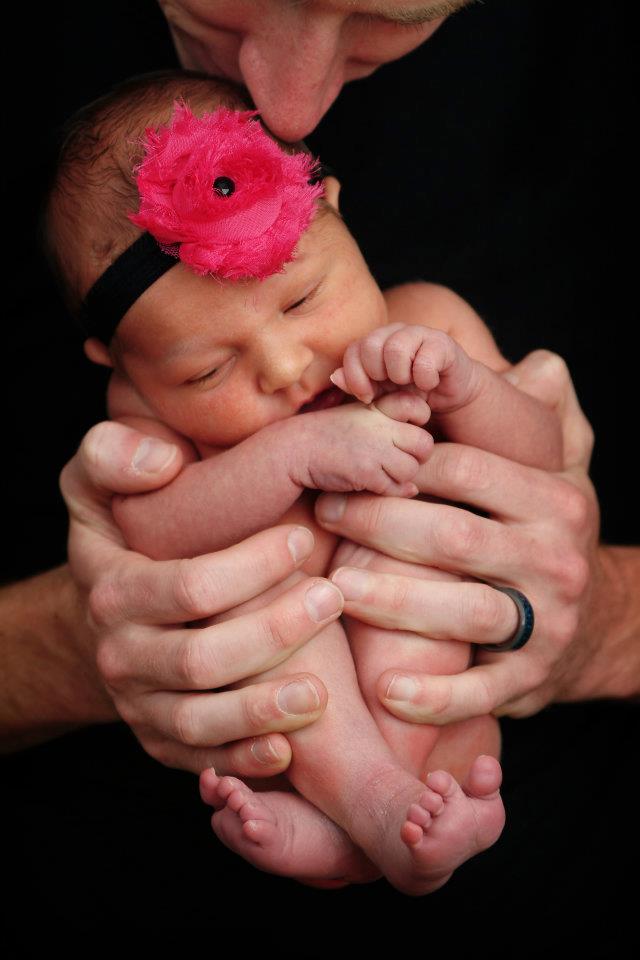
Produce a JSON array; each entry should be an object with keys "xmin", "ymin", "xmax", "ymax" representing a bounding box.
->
[
  {"xmin": 332, "ymin": 284, "xmax": 563, "ymax": 471},
  {"xmin": 112, "ymin": 393, "xmax": 431, "ymax": 560}
]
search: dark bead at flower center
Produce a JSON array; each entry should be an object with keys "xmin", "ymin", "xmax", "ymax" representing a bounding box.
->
[{"xmin": 213, "ymin": 176, "xmax": 235, "ymax": 197}]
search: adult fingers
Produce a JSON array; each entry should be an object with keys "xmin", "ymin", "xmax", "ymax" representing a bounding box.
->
[
  {"xmin": 62, "ymin": 421, "xmax": 186, "ymax": 583},
  {"xmin": 316, "ymin": 493, "xmax": 527, "ymax": 580},
  {"xmin": 97, "ymin": 576, "xmax": 344, "ymax": 689},
  {"xmin": 143, "ymin": 732, "xmax": 293, "ymax": 777},
  {"xmin": 62, "ymin": 420, "xmax": 183, "ymax": 508},
  {"xmin": 90, "ymin": 525, "xmax": 320, "ymax": 625},
  {"xmin": 127, "ymin": 673, "xmax": 328, "ymax": 748},
  {"xmin": 504, "ymin": 350, "xmax": 594, "ymax": 472},
  {"xmin": 330, "ymin": 568, "xmax": 518, "ymax": 644},
  {"xmin": 377, "ymin": 655, "xmax": 543, "ymax": 725}
]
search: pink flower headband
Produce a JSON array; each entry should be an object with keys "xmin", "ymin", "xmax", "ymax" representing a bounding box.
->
[{"xmin": 82, "ymin": 102, "xmax": 325, "ymax": 342}]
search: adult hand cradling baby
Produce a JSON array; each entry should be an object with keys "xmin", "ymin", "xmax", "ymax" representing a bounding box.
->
[{"xmin": 58, "ymin": 419, "xmax": 338, "ymax": 775}]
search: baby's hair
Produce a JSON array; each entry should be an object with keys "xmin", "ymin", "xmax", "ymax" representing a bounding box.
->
[{"xmin": 44, "ymin": 70, "xmax": 306, "ymax": 315}]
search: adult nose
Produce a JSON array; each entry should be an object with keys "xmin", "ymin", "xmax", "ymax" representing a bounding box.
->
[
  {"xmin": 256, "ymin": 328, "xmax": 315, "ymax": 395},
  {"xmin": 238, "ymin": 12, "xmax": 347, "ymax": 141}
]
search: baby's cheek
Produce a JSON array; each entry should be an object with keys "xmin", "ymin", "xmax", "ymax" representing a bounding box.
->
[{"xmin": 185, "ymin": 390, "xmax": 265, "ymax": 447}]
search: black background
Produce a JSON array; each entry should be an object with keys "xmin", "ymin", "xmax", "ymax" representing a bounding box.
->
[{"xmin": 4, "ymin": 1, "xmax": 639, "ymax": 955}]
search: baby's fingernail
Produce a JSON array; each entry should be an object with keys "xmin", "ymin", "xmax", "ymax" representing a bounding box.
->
[
  {"xmin": 251, "ymin": 737, "xmax": 282, "ymax": 766},
  {"xmin": 329, "ymin": 371, "xmax": 341, "ymax": 386},
  {"xmin": 131, "ymin": 437, "xmax": 177, "ymax": 474},
  {"xmin": 287, "ymin": 527, "xmax": 315, "ymax": 565},
  {"xmin": 385, "ymin": 675, "xmax": 418, "ymax": 702},
  {"xmin": 304, "ymin": 581, "xmax": 343, "ymax": 621},
  {"xmin": 331, "ymin": 567, "xmax": 371, "ymax": 601},
  {"xmin": 277, "ymin": 679, "xmax": 321, "ymax": 715},
  {"xmin": 316, "ymin": 494, "xmax": 347, "ymax": 524}
]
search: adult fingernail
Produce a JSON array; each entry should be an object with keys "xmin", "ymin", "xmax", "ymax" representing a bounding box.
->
[
  {"xmin": 250, "ymin": 737, "xmax": 282, "ymax": 766},
  {"xmin": 287, "ymin": 527, "xmax": 315, "ymax": 565},
  {"xmin": 277, "ymin": 679, "xmax": 321, "ymax": 715},
  {"xmin": 304, "ymin": 581, "xmax": 343, "ymax": 621},
  {"xmin": 131, "ymin": 437, "xmax": 177, "ymax": 474},
  {"xmin": 331, "ymin": 567, "xmax": 370, "ymax": 601},
  {"xmin": 386, "ymin": 675, "xmax": 418, "ymax": 702},
  {"xmin": 316, "ymin": 494, "xmax": 347, "ymax": 524}
]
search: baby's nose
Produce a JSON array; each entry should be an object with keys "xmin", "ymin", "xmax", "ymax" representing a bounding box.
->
[{"xmin": 257, "ymin": 339, "xmax": 314, "ymax": 394}]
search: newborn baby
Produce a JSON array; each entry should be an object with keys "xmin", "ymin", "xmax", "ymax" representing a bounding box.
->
[{"xmin": 46, "ymin": 71, "xmax": 561, "ymax": 895}]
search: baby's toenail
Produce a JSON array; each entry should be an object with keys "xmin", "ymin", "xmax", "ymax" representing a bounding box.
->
[{"xmin": 386, "ymin": 675, "xmax": 418, "ymax": 702}]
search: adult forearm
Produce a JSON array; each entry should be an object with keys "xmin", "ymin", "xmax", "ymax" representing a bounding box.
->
[
  {"xmin": 559, "ymin": 544, "xmax": 640, "ymax": 703},
  {"xmin": 0, "ymin": 565, "xmax": 117, "ymax": 752}
]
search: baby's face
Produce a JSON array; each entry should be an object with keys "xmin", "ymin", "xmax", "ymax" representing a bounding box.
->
[{"xmin": 116, "ymin": 208, "xmax": 388, "ymax": 448}]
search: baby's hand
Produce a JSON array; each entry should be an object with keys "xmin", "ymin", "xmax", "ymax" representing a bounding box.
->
[
  {"xmin": 331, "ymin": 322, "xmax": 480, "ymax": 414},
  {"xmin": 291, "ymin": 392, "xmax": 432, "ymax": 497}
]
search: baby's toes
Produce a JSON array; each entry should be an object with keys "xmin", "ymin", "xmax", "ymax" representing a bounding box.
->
[
  {"xmin": 199, "ymin": 768, "xmax": 223, "ymax": 809},
  {"xmin": 216, "ymin": 775, "xmax": 249, "ymax": 803},
  {"xmin": 424, "ymin": 770, "xmax": 459, "ymax": 802},
  {"xmin": 237, "ymin": 796, "xmax": 277, "ymax": 827},
  {"xmin": 407, "ymin": 802, "xmax": 433, "ymax": 830},
  {"xmin": 464, "ymin": 755, "xmax": 502, "ymax": 799},
  {"xmin": 222, "ymin": 789, "xmax": 253, "ymax": 813},
  {"xmin": 418, "ymin": 786, "xmax": 446, "ymax": 818}
]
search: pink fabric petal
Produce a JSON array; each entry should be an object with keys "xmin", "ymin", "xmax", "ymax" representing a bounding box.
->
[{"xmin": 128, "ymin": 103, "xmax": 323, "ymax": 279}]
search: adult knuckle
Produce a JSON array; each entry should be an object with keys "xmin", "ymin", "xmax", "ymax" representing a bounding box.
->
[
  {"xmin": 173, "ymin": 559, "xmax": 220, "ymax": 619},
  {"xmin": 177, "ymin": 633, "xmax": 214, "ymax": 688},
  {"xmin": 95, "ymin": 639, "xmax": 127, "ymax": 686},
  {"xmin": 171, "ymin": 698, "xmax": 200, "ymax": 746},
  {"xmin": 88, "ymin": 576, "xmax": 120, "ymax": 628},
  {"xmin": 556, "ymin": 550, "xmax": 590, "ymax": 600},
  {"xmin": 242, "ymin": 690, "xmax": 274, "ymax": 732},
  {"xmin": 258, "ymin": 613, "xmax": 294, "ymax": 658},
  {"xmin": 355, "ymin": 496, "xmax": 388, "ymax": 540},
  {"xmin": 437, "ymin": 511, "xmax": 483, "ymax": 563},
  {"xmin": 463, "ymin": 585, "xmax": 504, "ymax": 635},
  {"xmin": 443, "ymin": 446, "xmax": 491, "ymax": 494},
  {"xmin": 554, "ymin": 481, "xmax": 591, "ymax": 530}
]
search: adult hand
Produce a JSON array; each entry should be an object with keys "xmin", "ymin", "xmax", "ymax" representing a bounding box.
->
[
  {"xmin": 318, "ymin": 352, "xmax": 636, "ymax": 723},
  {"xmin": 61, "ymin": 421, "xmax": 341, "ymax": 775}
]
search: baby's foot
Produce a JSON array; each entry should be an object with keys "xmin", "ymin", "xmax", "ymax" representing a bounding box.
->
[
  {"xmin": 399, "ymin": 755, "xmax": 505, "ymax": 895},
  {"xmin": 200, "ymin": 769, "xmax": 379, "ymax": 886}
]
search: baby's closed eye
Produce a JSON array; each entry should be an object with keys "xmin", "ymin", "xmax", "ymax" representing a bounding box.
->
[{"xmin": 185, "ymin": 355, "xmax": 236, "ymax": 387}]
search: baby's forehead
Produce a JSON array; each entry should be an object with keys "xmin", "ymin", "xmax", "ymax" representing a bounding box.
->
[{"xmin": 117, "ymin": 205, "xmax": 341, "ymax": 360}]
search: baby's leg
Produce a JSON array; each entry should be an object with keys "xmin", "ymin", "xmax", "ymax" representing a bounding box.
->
[
  {"xmin": 334, "ymin": 545, "xmax": 502, "ymax": 781},
  {"xmin": 209, "ymin": 569, "xmax": 503, "ymax": 895}
]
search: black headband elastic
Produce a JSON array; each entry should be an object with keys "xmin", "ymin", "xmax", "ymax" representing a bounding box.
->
[
  {"xmin": 80, "ymin": 162, "xmax": 333, "ymax": 344},
  {"xmin": 81, "ymin": 233, "xmax": 177, "ymax": 343}
]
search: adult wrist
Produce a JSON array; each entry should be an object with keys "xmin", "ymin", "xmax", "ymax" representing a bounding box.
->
[
  {"xmin": 0, "ymin": 565, "xmax": 118, "ymax": 752},
  {"xmin": 558, "ymin": 545, "xmax": 640, "ymax": 703}
]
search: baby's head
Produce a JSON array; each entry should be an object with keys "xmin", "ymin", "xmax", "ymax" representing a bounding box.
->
[{"xmin": 46, "ymin": 72, "xmax": 387, "ymax": 448}]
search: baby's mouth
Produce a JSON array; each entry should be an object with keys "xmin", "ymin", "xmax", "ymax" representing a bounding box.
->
[{"xmin": 298, "ymin": 385, "xmax": 345, "ymax": 414}]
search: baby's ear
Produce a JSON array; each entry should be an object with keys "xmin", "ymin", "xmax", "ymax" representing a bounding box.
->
[
  {"xmin": 323, "ymin": 175, "xmax": 341, "ymax": 211},
  {"xmin": 84, "ymin": 338, "xmax": 113, "ymax": 368}
]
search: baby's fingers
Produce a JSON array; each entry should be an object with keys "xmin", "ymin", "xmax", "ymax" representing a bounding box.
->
[
  {"xmin": 374, "ymin": 391, "xmax": 431, "ymax": 426},
  {"xmin": 335, "ymin": 341, "xmax": 377, "ymax": 403}
]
